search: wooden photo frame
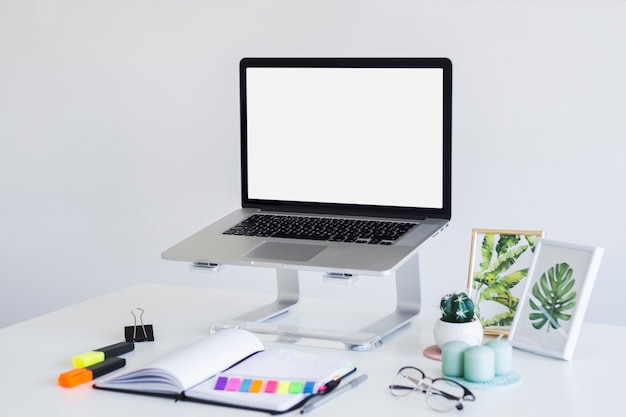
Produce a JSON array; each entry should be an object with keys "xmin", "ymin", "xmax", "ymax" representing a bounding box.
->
[
  {"xmin": 467, "ymin": 228, "xmax": 545, "ymax": 336},
  {"xmin": 508, "ymin": 239, "xmax": 603, "ymax": 361}
]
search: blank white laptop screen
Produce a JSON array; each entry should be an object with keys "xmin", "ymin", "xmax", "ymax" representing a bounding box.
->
[{"xmin": 245, "ymin": 66, "xmax": 445, "ymax": 210}]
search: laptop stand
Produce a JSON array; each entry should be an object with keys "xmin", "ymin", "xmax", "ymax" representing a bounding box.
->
[{"xmin": 210, "ymin": 253, "xmax": 421, "ymax": 351}]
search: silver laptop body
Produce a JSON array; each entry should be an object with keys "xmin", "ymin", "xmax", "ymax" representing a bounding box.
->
[{"xmin": 162, "ymin": 57, "xmax": 452, "ymax": 276}]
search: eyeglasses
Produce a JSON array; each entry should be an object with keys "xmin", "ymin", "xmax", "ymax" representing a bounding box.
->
[{"xmin": 389, "ymin": 366, "xmax": 476, "ymax": 412}]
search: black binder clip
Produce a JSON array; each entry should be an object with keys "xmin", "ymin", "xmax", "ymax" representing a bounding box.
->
[{"xmin": 124, "ymin": 308, "xmax": 155, "ymax": 342}]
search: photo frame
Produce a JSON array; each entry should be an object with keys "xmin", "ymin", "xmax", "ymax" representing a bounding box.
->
[
  {"xmin": 467, "ymin": 228, "xmax": 545, "ymax": 336},
  {"xmin": 508, "ymin": 239, "xmax": 604, "ymax": 361}
]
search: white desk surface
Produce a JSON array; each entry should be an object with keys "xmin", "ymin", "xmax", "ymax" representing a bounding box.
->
[{"xmin": 0, "ymin": 283, "xmax": 622, "ymax": 416}]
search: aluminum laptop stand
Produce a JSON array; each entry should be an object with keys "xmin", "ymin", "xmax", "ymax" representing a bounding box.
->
[{"xmin": 207, "ymin": 253, "xmax": 422, "ymax": 351}]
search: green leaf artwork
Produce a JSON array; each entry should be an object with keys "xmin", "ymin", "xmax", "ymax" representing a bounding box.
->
[
  {"xmin": 471, "ymin": 233, "xmax": 540, "ymax": 328},
  {"xmin": 528, "ymin": 262, "xmax": 577, "ymax": 333}
]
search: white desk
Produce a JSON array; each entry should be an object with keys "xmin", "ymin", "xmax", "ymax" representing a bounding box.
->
[{"xmin": 1, "ymin": 283, "xmax": 622, "ymax": 416}]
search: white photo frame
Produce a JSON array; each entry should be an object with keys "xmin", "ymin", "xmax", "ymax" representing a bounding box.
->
[{"xmin": 508, "ymin": 239, "xmax": 604, "ymax": 361}]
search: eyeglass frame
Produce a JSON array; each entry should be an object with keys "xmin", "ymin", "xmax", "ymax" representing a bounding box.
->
[{"xmin": 388, "ymin": 366, "xmax": 476, "ymax": 411}]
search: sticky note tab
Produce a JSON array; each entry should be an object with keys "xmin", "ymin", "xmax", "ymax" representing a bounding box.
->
[
  {"xmin": 226, "ymin": 378, "xmax": 241, "ymax": 391},
  {"xmin": 303, "ymin": 381, "xmax": 316, "ymax": 394},
  {"xmin": 277, "ymin": 380, "xmax": 290, "ymax": 394},
  {"xmin": 239, "ymin": 379, "xmax": 252, "ymax": 392},
  {"xmin": 250, "ymin": 379, "xmax": 263, "ymax": 393},
  {"xmin": 289, "ymin": 381, "xmax": 304, "ymax": 394},
  {"xmin": 213, "ymin": 377, "xmax": 315, "ymax": 395},
  {"xmin": 214, "ymin": 376, "xmax": 228, "ymax": 391},
  {"xmin": 265, "ymin": 380, "xmax": 278, "ymax": 393},
  {"xmin": 72, "ymin": 351, "xmax": 105, "ymax": 368}
]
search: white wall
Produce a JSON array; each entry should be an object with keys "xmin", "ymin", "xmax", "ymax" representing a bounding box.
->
[{"xmin": 2, "ymin": 0, "xmax": 625, "ymax": 328}]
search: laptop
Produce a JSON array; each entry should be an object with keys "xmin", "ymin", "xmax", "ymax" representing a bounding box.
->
[{"xmin": 162, "ymin": 57, "xmax": 452, "ymax": 276}]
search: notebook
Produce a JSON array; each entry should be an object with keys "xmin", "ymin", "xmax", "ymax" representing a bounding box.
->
[
  {"xmin": 162, "ymin": 57, "xmax": 452, "ymax": 275},
  {"xmin": 94, "ymin": 329, "xmax": 356, "ymax": 414}
]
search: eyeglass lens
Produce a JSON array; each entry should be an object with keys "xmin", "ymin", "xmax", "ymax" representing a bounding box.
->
[
  {"xmin": 390, "ymin": 367, "xmax": 467, "ymax": 412},
  {"xmin": 426, "ymin": 379, "xmax": 465, "ymax": 412},
  {"xmin": 390, "ymin": 367, "xmax": 425, "ymax": 396}
]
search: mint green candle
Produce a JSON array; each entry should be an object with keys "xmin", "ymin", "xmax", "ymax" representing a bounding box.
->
[
  {"xmin": 441, "ymin": 341, "xmax": 469, "ymax": 377},
  {"xmin": 485, "ymin": 337, "xmax": 513, "ymax": 376},
  {"xmin": 463, "ymin": 345, "xmax": 495, "ymax": 382}
]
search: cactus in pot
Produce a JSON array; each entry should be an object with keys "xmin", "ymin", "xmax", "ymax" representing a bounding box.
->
[
  {"xmin": 433, "ymin": 292, "xmax": 483, "ymax": 348},
  {"xmin": 440, "ymin": 292, "xmax": 475, "ymax": 323}
]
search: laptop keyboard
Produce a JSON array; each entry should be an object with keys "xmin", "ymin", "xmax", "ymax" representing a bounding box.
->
[{"xmin": 223, "ymin": 214, "xmax": 416, "ymax": 245}]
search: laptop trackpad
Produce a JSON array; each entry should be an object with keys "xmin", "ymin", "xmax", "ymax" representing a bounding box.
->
[{"xmin": 243, "ymin": 242, "xmax": 327, "ymax": 262}]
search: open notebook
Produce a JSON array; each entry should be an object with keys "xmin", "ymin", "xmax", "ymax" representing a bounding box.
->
[{"xmin": 94, "ymin": 329, "xmax": 356, "ymax": 414}]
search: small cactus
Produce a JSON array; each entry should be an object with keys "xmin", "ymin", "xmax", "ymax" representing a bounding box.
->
[{"xmin": 440, "ymin": 292, "xmax": 475, "ymax": 323}]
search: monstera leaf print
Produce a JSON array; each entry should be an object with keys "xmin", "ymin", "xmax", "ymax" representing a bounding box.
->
[{"xmin": 529, "ymin": 262, "xmax": 577, "ymax": 332}]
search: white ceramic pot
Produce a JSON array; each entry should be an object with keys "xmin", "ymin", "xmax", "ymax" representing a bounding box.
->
[{"xmin": 433, "ymin": 319, "xmax": 484, "ymax": 348}]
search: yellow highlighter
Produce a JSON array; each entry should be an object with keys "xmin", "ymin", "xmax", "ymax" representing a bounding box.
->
[{"xmin": 72, "ymin": 342, "xmax": 134, "ymax": 368}]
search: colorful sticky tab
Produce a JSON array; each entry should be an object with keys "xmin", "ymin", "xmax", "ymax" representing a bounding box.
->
[
  {"xmin": 239, "ymin": 379, "xmax": 252, "ymax": 392},
  {"xmin": 276, "ymin": 380, "xmax": 290, "ymax": 394},
  {"xmin": 289, "ymin": 381, "xmax": 304, "ymax": 394},
  {"xmin": 213, "ymin": 376, "xmax": 318, "ymax": 395},
  {"xmin": 214, "ymin": 376, "xmax": 228, "ymax": 390},
  {"xmin": 226, "ymin": 377, "xmax": 241, "ymax": 391},
  {"xmin": 303, "ymin": 381, "xmax": 316, "ymax": 394},
  {"xmin": 265, "ymin": 380, "xmax": 278, "ymax": 393},
  {"xmin": 250, "ymin": 379, "xmax": 263, "ymax": 393}
]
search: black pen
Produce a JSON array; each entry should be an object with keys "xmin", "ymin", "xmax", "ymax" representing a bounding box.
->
[{"xmin": 301, "ymin": 374, "xmax": 368, "ymax": 414}]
